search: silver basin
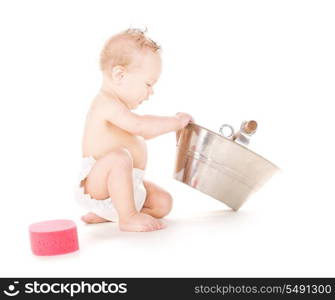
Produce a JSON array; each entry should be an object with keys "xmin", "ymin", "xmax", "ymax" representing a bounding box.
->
[{"xmin": 173, "ymin": 123, "xmax": 280, "ymax": 210}]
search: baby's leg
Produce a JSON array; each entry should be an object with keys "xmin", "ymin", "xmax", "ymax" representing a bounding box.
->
[
  {"xmin": 141, "ymin": 180, "xmax": 173, "ymax": 218},
  {"xmin": 83, "ymin": 148, "xmax": 165, "ymax": 232}
]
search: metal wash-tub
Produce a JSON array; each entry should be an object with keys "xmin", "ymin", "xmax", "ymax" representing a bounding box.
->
[{"xmin": 173, "ymin": 123, "xmax": 280, "ymax": 210}]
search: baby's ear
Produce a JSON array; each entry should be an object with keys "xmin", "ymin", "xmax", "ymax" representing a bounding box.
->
[{"xmin": 111, "ymin": 65, "xmax": 125, "ymax": 83}]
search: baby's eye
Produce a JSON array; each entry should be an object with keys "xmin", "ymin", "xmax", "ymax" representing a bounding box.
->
[{"xmin": 146, "ymin": 83, "xmax": 152, "ymax": 87}]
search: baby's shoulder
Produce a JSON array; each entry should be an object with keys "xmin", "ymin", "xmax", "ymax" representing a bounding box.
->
[
  {"xmin": 87, "ymin": 93, "xmax": 127, "ymax": 122},
  {"xmin": 89, "ymin": 94, "xmax": 107, "ymax": 110},
  {"xmin": 85, "ymin": 95, "xmax": 108, "ymax": 122}
]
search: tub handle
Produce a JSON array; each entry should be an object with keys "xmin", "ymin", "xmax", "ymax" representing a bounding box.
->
[{"xmin": 219, "ymin": 124, "xmax": 235, "ymax": 139}]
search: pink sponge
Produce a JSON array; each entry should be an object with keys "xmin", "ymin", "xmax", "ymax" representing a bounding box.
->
[{"xmin": 29, "ymin": 219, "xmax": 79, "ymax": 256}]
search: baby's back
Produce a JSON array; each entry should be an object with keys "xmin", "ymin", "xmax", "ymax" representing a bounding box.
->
[{"xmin": 82, "ymin": 95, "xmax": 147, "ymax": 170}]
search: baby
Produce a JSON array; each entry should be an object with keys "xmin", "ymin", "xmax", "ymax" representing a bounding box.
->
[{"xmin": 76, "ymin": 29, "xmax": 193, "ymax": 232}]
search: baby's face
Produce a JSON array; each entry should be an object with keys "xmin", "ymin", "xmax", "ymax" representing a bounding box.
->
[{"xmin": 119, "ymin": 52, "xmax": 162, "ymax": 109}]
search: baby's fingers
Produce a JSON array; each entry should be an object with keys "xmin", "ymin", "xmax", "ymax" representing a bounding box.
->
[{"xmin": 176, "ymin": 130, "xmax": 181, "ymax": 144}]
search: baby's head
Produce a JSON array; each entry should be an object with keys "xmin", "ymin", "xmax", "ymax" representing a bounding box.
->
[{"xmin": 100, "ymin": 28, "xmax": 162, "ymax": 109}]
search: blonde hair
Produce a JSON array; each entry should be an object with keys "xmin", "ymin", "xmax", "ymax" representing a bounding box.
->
[{"xmin": 100, "ymin": 28, "xmax": 161, "ymax": 73}]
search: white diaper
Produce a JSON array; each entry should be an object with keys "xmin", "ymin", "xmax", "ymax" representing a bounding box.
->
[{"xmin": 75, "ymin": 156, "xmax": 147, "ymax": 222}]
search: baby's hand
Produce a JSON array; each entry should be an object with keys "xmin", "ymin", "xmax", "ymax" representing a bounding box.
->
[
  {"xmin": 175, "ymin": 112, "xmax": 194, "ymax": 130},
  {"xmin": 175, "ymin": 112, "xmax": 194, "ymax": 143}
]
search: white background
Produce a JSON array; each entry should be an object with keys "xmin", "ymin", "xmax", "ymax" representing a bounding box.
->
[{"xmin": 0, "ymin": 0, "xmax": 334, "ymax": 277}]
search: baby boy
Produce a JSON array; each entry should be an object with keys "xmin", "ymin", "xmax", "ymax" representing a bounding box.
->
[{"xmin": 76, "ymin": 29, "xmax": 193, "ymax": 232}]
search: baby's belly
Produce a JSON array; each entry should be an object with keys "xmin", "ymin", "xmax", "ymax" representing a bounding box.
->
[{"xmin": 83, "ymin": 133, "xmax": 147, "ymax": 170}]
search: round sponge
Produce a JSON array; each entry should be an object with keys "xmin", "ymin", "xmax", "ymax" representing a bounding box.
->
[{"xmin": 29, "ymin": 219, "xmax": 79, "ymax": 256}]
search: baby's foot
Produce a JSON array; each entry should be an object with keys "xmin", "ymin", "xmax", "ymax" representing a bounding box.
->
[
  {"xmin": 119, "ymin": 212, "xmax": 166, "ymax": 232},
  {"xmin": 81, "ymin": 212, "xmax": 110, "ymax": 224}
]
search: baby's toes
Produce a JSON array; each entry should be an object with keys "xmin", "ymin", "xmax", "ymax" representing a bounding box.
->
[
  {"xmin": 145, "ymin": 220, "xmax": 160, "ymax": 231},
  {"xmin": 142, "ymin": 223, "xmax": 153, "ymax": 232},
  {"xmin": 152, "ymin": 221, "xmax": 161, "ymax": 231},
  {"xmin": 156, "ymin": 220, "xmax": 166, "ymax": 230},
  {"xmin": 159, "ymin": 221, "xmax": 167, "ymax": 230}
]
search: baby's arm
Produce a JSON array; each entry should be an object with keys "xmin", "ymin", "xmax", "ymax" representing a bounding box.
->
[{"xmin": 101, "ymin": 99, "xmax": 192, "ymax": 139}]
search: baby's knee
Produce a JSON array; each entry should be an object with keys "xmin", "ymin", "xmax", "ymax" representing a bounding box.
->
[
  {"xmin": 154, "ymin": 193, "xmax": 173, "ymax": 218},
  {"xmin": 104, "ymin": 148, "xmax": 133, "ymax": 169}
]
